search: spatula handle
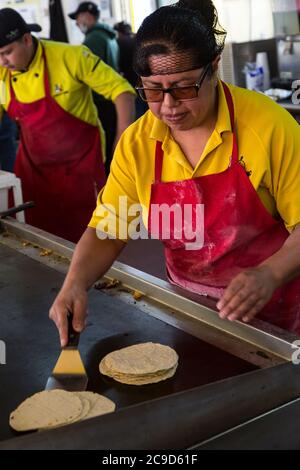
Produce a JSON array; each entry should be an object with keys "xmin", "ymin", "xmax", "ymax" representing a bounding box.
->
[{"xmin": 66, "ymin": 313, "xmax": 80, "ymax": 348}]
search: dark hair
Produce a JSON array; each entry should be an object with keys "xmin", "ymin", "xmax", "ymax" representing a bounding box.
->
[
  {"xmin": 114, "ymin": 21, "xmax": 132, "ymax": 35},
  {"xmin": 134, "ymin": 0, "xmax": 226, "ymax": 76}
]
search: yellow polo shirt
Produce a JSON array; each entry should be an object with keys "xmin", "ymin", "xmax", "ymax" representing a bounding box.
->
[
  {"xmin": 89, "ymin": 80, "xmax": 300, "ymax": 237},
  {"xmin": 0, "ymin": 39, "xmax": 135, "ymax": 148}
]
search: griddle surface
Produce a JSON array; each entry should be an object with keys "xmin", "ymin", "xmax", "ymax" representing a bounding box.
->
[{"xmin": 0, "ymin": 243, "xmax": 257, "ymax": 441}]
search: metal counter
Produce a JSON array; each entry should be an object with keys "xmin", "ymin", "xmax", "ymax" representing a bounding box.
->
[{"xmin": 0, "ymin": 219, "xmax": 299, "ymax": 449}]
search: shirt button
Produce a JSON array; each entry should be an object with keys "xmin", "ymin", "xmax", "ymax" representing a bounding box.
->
[
  {"xmin": 13, "ymin": 77, "xmax": 17, "ymax": 82},
  {"xmin": 34, "ymin": 73, "xmax": 39, "ymax": 77}
]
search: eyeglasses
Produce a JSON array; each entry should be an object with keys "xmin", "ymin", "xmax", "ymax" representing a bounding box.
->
[{"xmin": 135, "ymin": 64, "xmax": 211, "ymax": 103}]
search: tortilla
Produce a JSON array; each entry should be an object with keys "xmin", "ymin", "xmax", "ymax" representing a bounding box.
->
[
  {"xmin": 99, "ymin": 342, "xmax": 178, "ymax": 385},
  {"xmin": 75, "ymin": 391, "xmax": 116, "ymax": 419},
  {"xmin": 9, "ymin": 390, "xmax": 83, "ymax": 432},
  {"xmin": 11, "ymin": 390, "xmax": 117, "ymax": 432}
]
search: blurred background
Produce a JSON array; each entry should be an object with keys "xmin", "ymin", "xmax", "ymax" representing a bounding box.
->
[{"xmin": 0, "ymin": 0, "xmax": 299, "ymax": 109}]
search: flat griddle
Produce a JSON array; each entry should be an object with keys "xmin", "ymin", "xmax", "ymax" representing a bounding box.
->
[{"xmin": 0, "ymin": 243, "xmax": 257, "ymax": 443}]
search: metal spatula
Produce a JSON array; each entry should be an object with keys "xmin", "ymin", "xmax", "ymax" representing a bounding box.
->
[{"xmin": 45, "ymin": 314, "xmax": 88, "ymax": 391}]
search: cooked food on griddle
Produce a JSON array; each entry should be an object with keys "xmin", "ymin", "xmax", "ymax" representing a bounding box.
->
[
  {"xmin": 10, "ymin": 390, "xmax": 115, "ymax": 432},
  {"xmin": 99, "ymin": 342, "xmax": 178, "ymax": 385}
]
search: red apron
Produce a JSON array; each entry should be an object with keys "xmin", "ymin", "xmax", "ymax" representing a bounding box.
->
[
  {"xmin": 7, "ymin": 47, "xmax": 106, "ymax": 243},
  {"xmin": 148, "ymin": 82, "xmax": 300, "ymax": 334}
]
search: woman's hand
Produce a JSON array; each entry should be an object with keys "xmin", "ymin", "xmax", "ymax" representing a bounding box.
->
[
  {"xmin": 49, "ymin": 229, "xmax": 126, "ymax": 348},
  {"xmin": 49, "ymin": 283, "xmax": 88, "ymax": 347},
  {"xmin": 216, "ymin": 265, "xmax": 280, "ymax": 323}
]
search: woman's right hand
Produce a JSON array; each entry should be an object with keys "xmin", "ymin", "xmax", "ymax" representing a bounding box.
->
[
  {"xmin": 49, "ymin": 229, "xmax": 126, "ymax": 347},
  {"xmin": 49, "ymin": 283, "xmax": 88, "ymax": 347}
]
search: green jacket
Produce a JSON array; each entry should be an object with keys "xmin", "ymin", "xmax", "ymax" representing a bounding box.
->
[{"xmin": 83, "ymin": 23, "xmax": 119, "ymax": 71}]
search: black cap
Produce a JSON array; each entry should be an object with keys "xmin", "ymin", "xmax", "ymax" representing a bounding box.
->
[
  {"xmin": 68, "ymin": 2, "xmax": 100, "ymax": 20},
  {"xmin": 0, "ymin": 8, "xmax": 41, "ymax": 48}
]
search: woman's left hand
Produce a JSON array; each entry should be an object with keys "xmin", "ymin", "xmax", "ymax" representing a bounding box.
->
[{"xmin": 217, "ymin": 265, "xmax": 280, "ymax": 323}]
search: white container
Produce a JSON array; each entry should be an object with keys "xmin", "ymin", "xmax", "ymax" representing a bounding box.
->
[
  {"xmin": 0, "ymin": 171, "xmax": 25, "ymax": 222},
  {"xmin": 256, "ymin": 52, "xmax": 270, "ymax": 91},
  {"xmin": 245, "ymin": 64, "xmax": 264, "ymax": 91}
]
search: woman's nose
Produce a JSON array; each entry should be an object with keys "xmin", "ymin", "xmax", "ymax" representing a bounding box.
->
[{"xmin": 162, "ymin": 90, "xmax": 179, "ymax": 106}]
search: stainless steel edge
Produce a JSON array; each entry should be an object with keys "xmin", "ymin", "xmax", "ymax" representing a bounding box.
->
[{"xmin": 1, "ymin": 218, "xmax": 298, "ymax": 361}]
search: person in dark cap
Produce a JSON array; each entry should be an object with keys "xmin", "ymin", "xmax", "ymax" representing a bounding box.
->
[
  {"xmin": 114, "ymin": 21, "xmax": 133, "ymax": 36},
  {"xmin": 0, "ymin": 8, "xmax": 42, "ymax": 46},
  {"xmin": 51, "ymin": 0, "xmax": 300, "ymax": 345},
  {"xmin": 0, "ymin": 8, "xmax": 135, "ymax": 243},
  {"xmin": 69, "ymin": 2, "xmax": 120, "ymax": 172},
  {"xmin": 113, "ymin": 21, "xmax": 136, "ymax": 88},
  {"xmin": 114, "ymin": 20, "xmax": 148, "ymax": 119},
  {"xmin": 69, "ymin": 2, "xmax": 119, "ymax": 70}
]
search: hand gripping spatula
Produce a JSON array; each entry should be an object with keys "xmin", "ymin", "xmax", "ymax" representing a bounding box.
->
[{"xmin": 45, "ymin": 314, "xmax": 88, "ymax": 391}]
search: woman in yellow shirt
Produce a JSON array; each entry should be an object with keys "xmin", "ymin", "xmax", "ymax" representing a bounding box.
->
[{"xmin": 51, "ymin": 0, "xmax": 300, "ymax": 345}]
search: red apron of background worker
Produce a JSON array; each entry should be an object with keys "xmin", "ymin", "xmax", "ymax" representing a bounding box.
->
[{"xmin": 0, "ymin": 8, "xmax": 136, "ymax": 242}]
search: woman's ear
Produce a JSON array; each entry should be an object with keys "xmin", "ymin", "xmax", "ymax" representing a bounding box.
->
[
  {"xmin": 212, "ymin": 55, "xmax": 221, "ymax": 73},
  {"xmin": 211, "ymin": 55, "xmax": 221, "ymax": 85}
]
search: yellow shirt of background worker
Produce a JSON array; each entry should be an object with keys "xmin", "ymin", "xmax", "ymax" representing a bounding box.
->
[
  {"xmin": 0, "ymin": 38, "xmax": 135, "ymax": 152},
  {"xmin": 89, "ymin": 80, "xmax": 300, "ymax": 236},
  {"xmin": 0, "ymin": 8, "xmax": 136, "ymax": 243}
]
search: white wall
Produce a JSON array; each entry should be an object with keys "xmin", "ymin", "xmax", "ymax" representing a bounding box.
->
[
  {"xmin": 215, "ymin": 0, "xmax": 274, "ymax": 42},
  {"xmin": 157, "ymin": 0, "xmax": 176, "ymax": 5},
  {"xmin": 272, "ymin": 0, "xmax": 299, "ymax": 34},
  {"xmin": 130, "ymin": 0, "xmax": 157, "ymax": 31},
  {"xmin": 0, "ymin": 0, "xmax": 50, "ymax": 38}
]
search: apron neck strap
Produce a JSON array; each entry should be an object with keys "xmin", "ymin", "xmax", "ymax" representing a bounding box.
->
[
  {"xmin": 221, "ymin": 81, "xmax": 239, "ymax": 165},
  {"xmin": 41, "ymin": 46, "xmax": 51, "ymax": 97}
]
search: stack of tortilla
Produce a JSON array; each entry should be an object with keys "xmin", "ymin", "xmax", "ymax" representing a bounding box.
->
[
  {"xmin": 9, "ymin": 390, "xmax": 116, "ymax": 432},
  {"xmin": 99, "ymin": 342, "xmax": 179, "ymax": 385}
]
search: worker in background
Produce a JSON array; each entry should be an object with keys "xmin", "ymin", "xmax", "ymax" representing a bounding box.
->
[
  {"xmin": 0, "ymin": 111, "xmax": 17, "ymax": 172},
  {"xmin": 0, "ymin": 8, "xmax": 135, "ymax": 243},
  {"xmin": 51, "ymin": 0, "xmax": 300, "ymax": 345},
  {"xmin": 113, "ymin": 21, "xmax": 136, "ymax": 88},
  {"xmin": 114, "ymin": 20, "xmax": 148, "ymax": 119},
  {"xmin": 69, "ymin": 1, "xmax": 120, "ymax": 174}
]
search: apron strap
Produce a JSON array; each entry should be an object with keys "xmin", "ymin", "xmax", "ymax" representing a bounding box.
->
[
  {"xmin": 41, "ymin": 46, "xmax": 51, "ymax": 98},
  {"xmin": 155, "ymin": 141, "xmax": 164, "ymax": 183},
  {"xmin": 221, "ymin": 81, "xmax": 239, "ymax": 165},
  {"xmin": 8, "ymin": 71, "xmax": 16, "ymax": 100}
]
